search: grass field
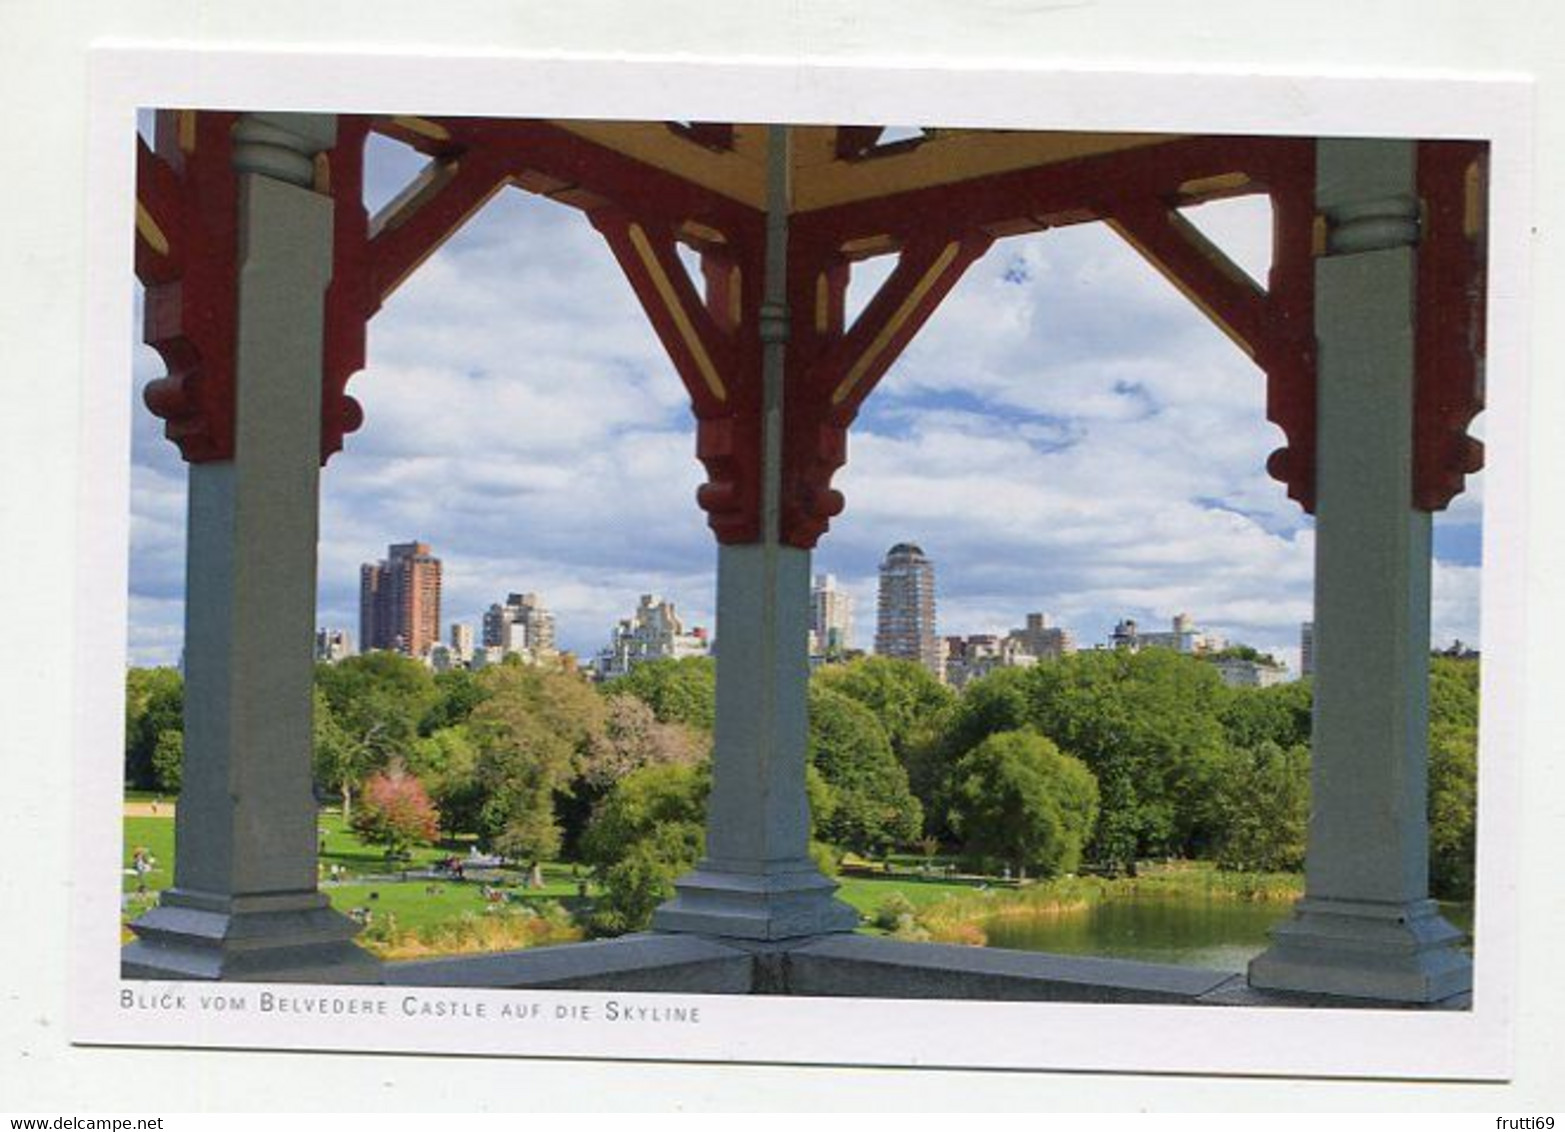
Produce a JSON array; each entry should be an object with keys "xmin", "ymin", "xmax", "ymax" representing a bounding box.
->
[{"xmin": 122, "ymin": 807, "xmax": 1319, "ymax": 958}]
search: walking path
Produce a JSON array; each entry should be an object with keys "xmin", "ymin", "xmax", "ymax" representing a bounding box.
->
[{"xmin": 124, "ymin": 801, "xmax": 175, "ymax": 817}]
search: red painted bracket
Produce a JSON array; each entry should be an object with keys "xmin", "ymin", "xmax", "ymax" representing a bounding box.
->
[
  {"xmin": 591, "ymin": 208, "xmax": 763, "ymax": 543},
  {"xmin": 136, "ymin": 110, "xmax": 241, "ymax": 464},
  {"xmin": 1102, "ymin": 150, "xmax": 1319, "ymax": 513},
  {"xmin": 779, "ymin": 230, "xmax": 993, "ymax": 548},
  {"xmin": 1415, "ymin": 141, "xmax": 1486, "ymax": 512}
]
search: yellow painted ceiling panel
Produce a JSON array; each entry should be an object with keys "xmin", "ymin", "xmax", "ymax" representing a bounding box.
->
[{"xmin": 548, "ymin": 122, "xmax": 1181, "ymax": 215}]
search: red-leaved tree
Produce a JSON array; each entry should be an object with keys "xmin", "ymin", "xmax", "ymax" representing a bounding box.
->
[{"xmin": 351, "ymin": 768, "xmax": 441, "ymax": 858}]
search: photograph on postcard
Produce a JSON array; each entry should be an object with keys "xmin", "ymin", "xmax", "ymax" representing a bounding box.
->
[{"xmin": 79, "ymin": 55, "xmax": 1525, "ymax": 1078}]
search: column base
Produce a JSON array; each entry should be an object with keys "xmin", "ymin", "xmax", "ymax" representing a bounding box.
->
[
  {"xmin": 1248, "ymin": 896, "xmax": 1472, "ymax": 1003},
  {"xmin": 122, "ymin": 888, "xmax": 381, "ymax": 983},
  {"xmin": 652, "ymin": 859, "xmax": 861, "ymax": 941}
]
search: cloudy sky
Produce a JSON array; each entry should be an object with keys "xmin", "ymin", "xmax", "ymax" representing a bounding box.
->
[{"xmin": 127, "ymin": 125, "xmax": 1484, "ymax": 673}]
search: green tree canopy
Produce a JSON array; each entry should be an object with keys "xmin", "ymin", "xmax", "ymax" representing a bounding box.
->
[
  {"xmin": 580, "ymin": 761, "xmax": 710, "ymax": 935},
  {"xmin": 468, "ymin": 664, "xmax": 606, "ymax": 865},
  {"xmin": 813, "ymin": 656, "xmax": 956, "ymax": 760},
  {"xmin": 150, "ymin": 728, "xmax": 183, "ymax": 794},
  {"xmin": 946, "ymin": 729, "xmax": 1099, "ymax": 880},
  {"xmin": 314, "ymin": 653, "xmax": 440, "ymax": 809},
  {"xmin": 1210, "ymin": 741, "xmax": 1310, "ymax": 873},
  {"xmin": 607, "ymin": 656, "xmax": 717, "ymax": 730},
  {"xmin": 1219, "ymin": 678, "xmax": 1313, "ymax": 752},
  {"xmin": 945, "ymin": 650, "xmax": 1229, "ymax": 871},
  {"xmin": 124, "ymin": 667, "xmax": 183, "ymax": 790},
  {"xmin": 419, "ymin": 667, "xmax": 490, "ymax": 735},
  {"xmin": 807, "ymin": 684, "xmax": 923, "ymax": 855},
  {"xmin": 1427, "ymin": 656, "xmax": 1479, "ymax": 900},
  {"xmin": 407, "ymin": 724, "xmax": 484, "ymax": 838}
]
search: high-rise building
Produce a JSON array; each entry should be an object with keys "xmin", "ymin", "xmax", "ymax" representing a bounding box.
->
[
  {"xmin": 1110, "ymin": 613, "xmax": 1225, "ymax": 655},
  {"xmin": 944, "ymin": 633, "xmax": 1037, "ymax": 688},
  {"xmin": 314, "ymin": 627, "xmax": 354, "ymax": 664},
  {"xmin": 1007, "ymin": 612, "xmax": 1076, "ymax": 661},
  {"xmin": 875, "ymin": 543, "xmax": 941, "ymax": 678},
  {"xmin": 449, "ymin": 622, "xmax": 474, "ymax": 663},
  {"xmin": 483, "ymin": 592, "xmax": 557, "ymax": 659},
  {"xmin": 1300, "ymin": 621, "xmax": 1315, "ymax": 678},
  {"xmin": 810, "ymin": 573, "xmax": 855, "ymax": 660},
  {"xmin": 359, "ymin": 541, "xmax": 442, "ymax": 657},
  {"xmin": 596, "ymin": 594, "xmax": 709, "ymax": 680}
]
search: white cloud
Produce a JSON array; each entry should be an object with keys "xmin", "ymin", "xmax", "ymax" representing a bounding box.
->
[{"xmin": 124, "ymin": 132, "xmax": 1484, "ymax": 676}]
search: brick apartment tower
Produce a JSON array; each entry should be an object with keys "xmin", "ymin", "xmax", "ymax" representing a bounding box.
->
[
  {"xmin": 874, "ymin": 542, "xmax": 941, "ymax": 678},
  {"xmin": 360, "ymin": 541, "xmax": 443, "ymax": 656}
]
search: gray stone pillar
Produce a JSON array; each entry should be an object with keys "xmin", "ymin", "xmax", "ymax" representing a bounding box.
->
[
  {"xmin": 124, "ymin": 114, "xmax": 378, "ymax": 983},
  {"xmin": 1248, "ymin": 139, "xmax": 1471, "ymax": 1003},
  {"xmin": 653, "ymin": 127, "xmax": 858, "ymax": 940}
]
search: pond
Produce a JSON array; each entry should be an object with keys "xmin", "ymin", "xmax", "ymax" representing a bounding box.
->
[{"xmin": 981, "ymin": 895, "xmax": 1475, "ymax": 972}]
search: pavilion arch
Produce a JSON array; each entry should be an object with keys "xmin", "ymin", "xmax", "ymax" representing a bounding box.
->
[{"xmin": 126, "ymin": 112, "xmax": 1484, "ymax": 1005}]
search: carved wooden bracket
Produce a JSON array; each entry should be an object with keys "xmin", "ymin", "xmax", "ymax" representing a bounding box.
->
[
  {"xmin": 1415, "ymin": 140, "xmax": 1487, "ymax": 512},
  {"xmin": 1101, "ymin": 142, "xmax": 1319, "ymax": 512},
  {"xmin": 592, "ymin": 209, "xmax": 766, "ymax": 544},
  {"xmin": 136, "ymin": 110, "xmax": 241, "ymax": 463},
  {"xmin": 136, "ymin": 119, "xmax": 1484, "ymax": 538},
  {"xmin": 778, "ymin": 229, "xmax": 994, "ymax": 547}
]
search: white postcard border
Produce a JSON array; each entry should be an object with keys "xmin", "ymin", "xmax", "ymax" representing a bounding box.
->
[{"xmin": 75, "ymin": 43, "xmax": 1534, "ymax": 1081}]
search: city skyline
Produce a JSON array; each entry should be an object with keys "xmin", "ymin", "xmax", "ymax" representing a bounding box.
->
[{"xmin": 126, "ymin": 129, "xmax": 1484, "ymax": 675}]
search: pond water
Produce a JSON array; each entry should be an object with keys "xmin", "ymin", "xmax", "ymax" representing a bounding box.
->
[{"xmin": 981, "ymin": 896, "xmax": 1476, "ymax": 972}]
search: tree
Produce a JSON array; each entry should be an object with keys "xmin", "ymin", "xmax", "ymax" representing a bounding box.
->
[
  {"xmin": 946, "ymin": 730, "xmax": 1099, "ymax": 880},
  {"xmin": 580, "ymin": 761, "xmax": 710, "ymax": 934},
  {"xmin": 814, "ymin": 657, "xmax": 955, "ymax": 753},
  {"xmin": 1210, "ymin": 742, "xmax": 1310, "ymax": 872},
  {"xmin": 609, "ymin": 657, "xmax": 717, "ymax": 730},
  {"xmin": 407, "ymin": 725, "xmax": 484, "ymax": 839},
  {"xmin": 1021, "ymin": 649, "xmax": 1229, "ymax": 871},
  {"xmin": 807, "ymin": 685, "xmax": 922, "ymax": 854},
  {"xmin": 150, "ymin": 728, "xmax": 184, "ymax": 794},
  {"xmin": 583, "ymin": 694, "xmax": 706, "ymax": 788},
  {"xmin": 350, "ymin": 768, "xmax": 441, "ymax": 858},
  {"xmin": 1424, "ymin": 655, "xmax": 1479, "ymax": 900},
  {"xmin": 1427, "ymin": 722, "xmax": 1477, "ymax": 900},
  {"xmin": 922, "ymin": 666, "xmax": 1034, "ymax": 834},
  {"xmin": 124, "ymin": 667, "xmax": 183, "ymax": 790},
  {"xmin": 311, "ymin": 687, "xmax": 373, "ymax": 821},
  {"xmin": 419, "ymin": 668, "xmax": 490, "ymax": 735},
  {"xmin": 314, "ymin": 653, "xmax": 439, "ymax": 819},
  {"xmin": 1219, "ymin": 678, "xmax": 1313, "ymax": 752},
  {"xmin": 468, "ymin": 664, "xmax": 606, "ymax": 866},
  {"xmin": 149, "ymin": 729, "xmax": 184, "ymax": 792}
]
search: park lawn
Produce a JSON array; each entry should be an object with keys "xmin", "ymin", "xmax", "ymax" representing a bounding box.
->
[
  {"xmin": 835, "ymin": 873, "xmax": 982, "ymax": 919},
  {"xmin": 123, "ymin": 810, "xmax": 599, "ymax": 941},
  {"xmin": 122, "ymin": 815, "xmax": 176, "ymax": 894}
]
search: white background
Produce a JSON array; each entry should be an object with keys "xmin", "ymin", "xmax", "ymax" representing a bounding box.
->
[{"xmin": 4, "ymin": 0, "xmax": 1563, "ymax": 1112}]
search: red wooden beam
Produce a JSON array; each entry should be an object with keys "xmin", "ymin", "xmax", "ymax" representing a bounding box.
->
[
  {"xmin": 1103, "ymin": 199, "xmax": 1269, "ymax": 357},
  {"xmin": 367, "ymin": 150, "xmax": 512, "ymax": 304},
  {"xmin": 135, "ymin": 136, "xmax": 184, "ymax": 285}
]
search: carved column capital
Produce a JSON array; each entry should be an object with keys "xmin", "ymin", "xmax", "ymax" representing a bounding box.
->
[{"xmin": 231, "ymin": 113, "xmax": 337, "ymax": 185}]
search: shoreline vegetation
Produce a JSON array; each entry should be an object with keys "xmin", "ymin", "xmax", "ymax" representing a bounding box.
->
[
  {"xmin": 858, "ymin": 862, "xmax": 1303, "ymax": 948},
  {"xmin": 121, "ymin": 650, "xmax": 1476, "ymax": 964},
  {"xmin": 123, "ymin": 806, "xmax": 1304, "ymax": 961}
]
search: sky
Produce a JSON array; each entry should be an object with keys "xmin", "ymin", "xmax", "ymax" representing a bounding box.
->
[{"xmin": 126, "ymin": 124, "xmax": 1485, "ymax": 674}]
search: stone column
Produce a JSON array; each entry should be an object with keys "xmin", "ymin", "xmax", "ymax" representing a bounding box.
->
[
  {"xmin": 1248, "ymin": 139, "xmax": 1471, "ymax": 1002},
  {"xmin": 124, "ymin": 114, "xmax": 378, "ymax": 982},
  {"xmin": 652, "ymin": 127, "xmax": 859, "ymax": 940}
]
